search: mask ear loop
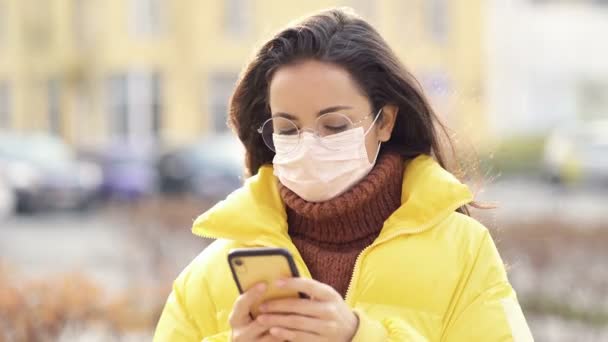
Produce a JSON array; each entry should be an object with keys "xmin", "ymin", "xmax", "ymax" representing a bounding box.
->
[
  {"xmin": 363, "ymin": 108, "xmax": 384, "ymax": 165},
  {"xmin": 363, "ymin": 108, "xmax": 384, "ymax": 136}
]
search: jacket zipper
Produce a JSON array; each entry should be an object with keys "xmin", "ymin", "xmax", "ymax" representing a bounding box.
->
[
  {"xmin": 343, "ymin": 224, "xmax": 439, "ymax": 304},
  {"xmin": 343, "ymin": 202, "xmax": 471, "ymax": 304}
]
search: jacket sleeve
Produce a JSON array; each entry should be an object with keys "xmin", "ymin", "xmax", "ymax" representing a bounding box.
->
[
  {"xmin": 153, "ymin": 264, "xmax": 232, "ymax": 342},
  {"xmin": 351, "ymin": 229, "xmax": 533, "ymax": 342},
  {"xmin": 441, "ymin": 229, "xmax": 533, "ymax": 341}
]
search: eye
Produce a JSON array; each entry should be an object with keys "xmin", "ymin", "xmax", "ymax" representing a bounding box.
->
[
  {"xmin": 277, "ymin": 128, "xmax": 298, "ymax": 135},
  {"xmin": 323, "ymin": 124, "xmax": 348, "ymax": 132}
]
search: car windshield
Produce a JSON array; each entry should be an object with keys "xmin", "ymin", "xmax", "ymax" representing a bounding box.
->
[{"xmin": 0, "ymin": 134, "xmax": 73, "ymax": 167}]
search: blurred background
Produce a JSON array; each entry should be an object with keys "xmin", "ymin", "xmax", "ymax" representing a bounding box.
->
[{"xmin": 0, "ymin": 0, "xmax": 607, "ymax": 341}]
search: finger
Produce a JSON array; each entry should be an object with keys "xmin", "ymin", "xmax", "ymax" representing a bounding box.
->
[
  {"xmin": 257, "ymin": 313, "xmax": 327, "ymax": 335},
  {"xmin": 269, "ymin": 326, "xmax": 322, "ymax": 342},
  {"xmin": 229, "ymin": 283, "xmax": 267, "ymax": 327},
  {"xmin": 257, "ymin": 332, "xmax": 284, "ymax": 342},
  {"xmin": 259, "ymin": 298, "xmax": 326, "ymax": 318},
  {"xmin": 275, "ymin": 278, "xmax": 338, "ymax": 302},
  {"xmin": 245, "ymin": 320, "xmax": 270, "ymax": 337},
  {"xmin": 232, "ymin": 321, "xmax": 270, "ymax": 341}
]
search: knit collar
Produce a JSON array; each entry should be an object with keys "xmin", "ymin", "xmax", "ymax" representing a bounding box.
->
[{"xmin": 280, "ymin": 152, "xmax": 404, "ymax": 244}]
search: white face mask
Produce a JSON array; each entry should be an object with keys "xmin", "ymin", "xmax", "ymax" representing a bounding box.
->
[{"xmin": 272, "ymin": 111, "xmax": 382, "ymax": 202}]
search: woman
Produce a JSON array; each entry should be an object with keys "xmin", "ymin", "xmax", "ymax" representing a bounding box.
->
[{"xmin": 155, "ymin": 8, "xmax": 532, "ymax": 341}]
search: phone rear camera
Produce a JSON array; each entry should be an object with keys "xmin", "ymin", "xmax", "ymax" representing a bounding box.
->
[{"xmin": 234, "ymin": 258, "xmax": 243, "ymax": 267}]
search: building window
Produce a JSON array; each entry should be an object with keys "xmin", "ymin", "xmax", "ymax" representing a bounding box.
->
[
  {"xmin": 130, "ymin": 0, "xmax": 164, "ymax": 37},
  {"xmin": 208, "ymin": 73, "xmax": 238, "ymax": 132},
  {"xmin": 223, "ymin": 0, "xmax": 251, "ymax": 38},
  {"xmin": 48, "ymin": 79, "xmax": 62, "ymax": 135},
  {"xmin": 151, "ymin": 74, "xmax": 162, "ymax": 137},
  {"xmin": 131, "ymin": 72, "xmax": 162, "ymax": 138},
  {"xmin": 0, "ymin": 0, "xmax": 7, "ymax": 48},
  {"xmin": 426, "ymin": 0, "xmax": 448, "ymax": 44},
  {"xmin": 0, "ymin": 82, "xmax": 10, "ymax": 129},
  {"xmin": 107, "ymin": 74, "xmax": 129, "ymax": 139},
  {"xmin": 106, "ymin": 71, "xmax": 162, "ymax": 143}
]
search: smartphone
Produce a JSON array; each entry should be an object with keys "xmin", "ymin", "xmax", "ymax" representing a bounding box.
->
[{"xmin": 228, "ymin": 247, "xmax": 307, "ymax": 318}]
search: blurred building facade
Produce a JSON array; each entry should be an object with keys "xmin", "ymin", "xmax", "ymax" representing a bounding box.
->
[
  {"xmin": 487, "ymin": 0, "xmax": 608, "ymax": 138},
  {"xmin": 0, "ymin": 0, "xmax": 485, "ymax": 148}
]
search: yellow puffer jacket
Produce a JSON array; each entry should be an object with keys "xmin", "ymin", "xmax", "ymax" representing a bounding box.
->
[{"xmin": 154, "ymin": 155, "xmax": 533, "ymax": 341}]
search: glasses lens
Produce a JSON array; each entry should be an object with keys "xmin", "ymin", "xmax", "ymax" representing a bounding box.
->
[
  {"xmin": 317, "ymin": 113, "xmax": 368, "ymax": 151},
  {"xmin": 260, "ymin": 117, "xmax": 299, "ymax": 153},
  {"xmin": 316, "ymin": 113, "xmax": 354, "ymax": 138}
]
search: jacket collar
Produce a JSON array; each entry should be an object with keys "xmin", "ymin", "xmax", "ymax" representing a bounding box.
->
[{"xmin": 192, "ymin": 154, "xmax": 473, "ymax": 244}]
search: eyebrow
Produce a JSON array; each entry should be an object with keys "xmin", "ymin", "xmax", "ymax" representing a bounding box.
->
[{"xmin": 273, "ymin": 105, "xmax": 353, "ymax": 121}]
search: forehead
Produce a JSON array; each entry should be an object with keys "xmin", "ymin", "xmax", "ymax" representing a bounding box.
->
[{"xmin": 268, "ymin": 60, "xmax": 370, "ymax": 114}]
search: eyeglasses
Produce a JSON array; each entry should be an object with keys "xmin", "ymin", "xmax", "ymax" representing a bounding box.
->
[{"xmin": 257, "ymin": 109, "xmax": 381, "ymax": 153}]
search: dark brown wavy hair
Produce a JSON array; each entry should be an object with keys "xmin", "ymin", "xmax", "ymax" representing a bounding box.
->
[{"xmin": 228, "ymin": 7, "xmax": 473, "ymax": 214}]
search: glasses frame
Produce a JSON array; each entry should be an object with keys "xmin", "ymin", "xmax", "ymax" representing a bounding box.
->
[{"xmin": 257, "ymin": 108, "xmax": 382, "ymax": 153}]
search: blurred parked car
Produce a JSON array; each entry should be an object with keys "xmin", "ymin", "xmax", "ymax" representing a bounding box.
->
[
  {"xmin": 543, "ymin": 120, "xmax": 608, "ymax": 185},
  {"xmin": 158, "ymin": 134, "xmax": 245, "ymax": 200},
  {"xmin": 0, "ymin": 132, "xmax": 102, "ymax": 213},
  {"xmin": 79, "ymin": 143, "xmax": 159, "ymax": 201}
]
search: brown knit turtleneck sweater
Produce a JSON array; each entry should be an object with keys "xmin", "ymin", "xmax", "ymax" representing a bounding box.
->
[{"xmin": 279, "ymin": 152, "xmax": 404, "ymax": 298}]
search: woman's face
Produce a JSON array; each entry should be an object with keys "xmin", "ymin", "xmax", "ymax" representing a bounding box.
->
[{"xmin": 268, "ymin": 60, "xmax": 397, "ymax": 162}]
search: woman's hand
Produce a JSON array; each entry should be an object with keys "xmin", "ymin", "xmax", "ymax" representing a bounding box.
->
[
  {"xmin": 229, "ymin": 283, "xmax": 282, "ymax": 342},
  {"xmin": 255, "ymin": 278, "xmax": 359, "ymax": 342}
]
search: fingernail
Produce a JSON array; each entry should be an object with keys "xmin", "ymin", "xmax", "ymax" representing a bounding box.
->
[{"xmin": 275, "ymin": 279, "xmax": 286, "ymax": 287}]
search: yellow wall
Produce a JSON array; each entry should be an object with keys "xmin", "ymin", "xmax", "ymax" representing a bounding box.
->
[{"xmin": 0, "ymin": 0, "xmax": 485, "ymax": 147}]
